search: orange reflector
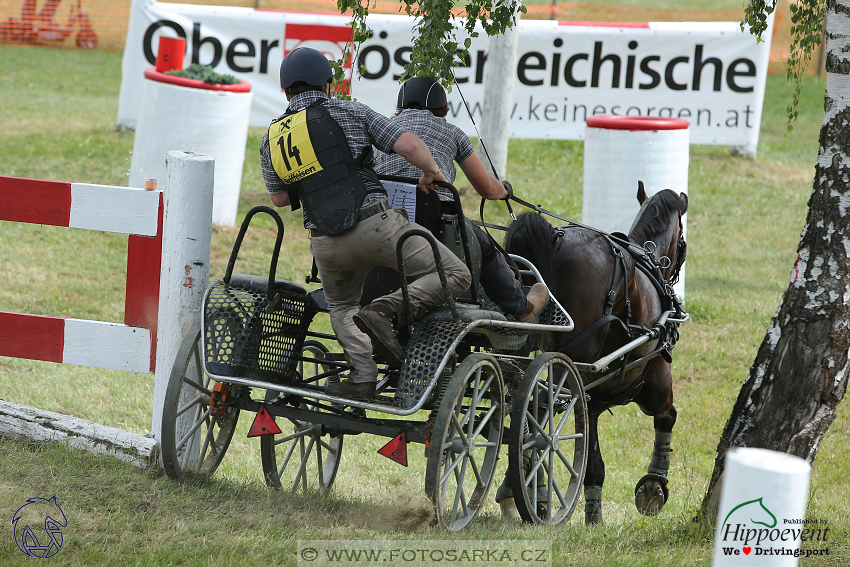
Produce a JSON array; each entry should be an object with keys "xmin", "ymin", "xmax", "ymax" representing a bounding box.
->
[
  {"xmin": 377, "ymin": 432, "xmax": 408, "ymax": 467},
  {"xmin": 247, "ymin": 405, "xmax": 282, "ymax": 437}
]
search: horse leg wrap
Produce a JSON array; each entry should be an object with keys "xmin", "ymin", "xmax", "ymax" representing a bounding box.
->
[
  {"xmin": 647, "ymin": 429, "xmax": 672, "ymax": 476},
  {"xmin": 584, "ymin": 485, "xmax": 603, "ymax": 525}
]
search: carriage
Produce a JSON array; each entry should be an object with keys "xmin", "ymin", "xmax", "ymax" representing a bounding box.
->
[{"xmin": 159, "ymin": 179, "xmax": 688, "ymax": 531}]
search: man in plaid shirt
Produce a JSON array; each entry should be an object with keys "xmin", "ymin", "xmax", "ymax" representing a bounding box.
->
[
  {"xmin": 376, "ymin": 77, "xmax": 548, "ymax": 323},
  {"xmin": 259, "ymin": 48, "xmax": 470, "ymax": 401}
]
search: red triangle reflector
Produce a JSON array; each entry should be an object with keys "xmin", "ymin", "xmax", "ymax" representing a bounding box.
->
[
  {"xmin": 377, "ymin": 432, "xmax": 408, "ymax": 467},
  {"xmin": 247, "ymin": 405, "xmax": 282, "ymax": 437}
]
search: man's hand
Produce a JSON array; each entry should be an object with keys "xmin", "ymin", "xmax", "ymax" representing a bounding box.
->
[
  {"xmin": 418, "ymin": 170, "xmax": 446, "ymax": 194},
  {"xmin": 501, "ymin": 180, "xmax": 513, "ymax": 201}
]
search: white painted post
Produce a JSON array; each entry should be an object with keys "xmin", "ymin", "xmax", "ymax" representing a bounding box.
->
[
  {"xmin": 583, "ymin": 115, "xmax": 689, "ymax": 300},
  {"xmin": 149, "ymin": 151, "xmax": 214, "ymax": 444},
  {"xmin": 476, "ymin": 3, "xmax": 521, "ymax": 179},
  {"xmin": 712, "ymin": 448, "xmax": 812, "ymax": 567}
]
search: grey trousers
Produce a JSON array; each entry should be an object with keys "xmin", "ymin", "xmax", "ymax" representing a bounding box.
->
[{"xmin": 310, "ymin": 208, "xmax": 471, "ymax": 383}]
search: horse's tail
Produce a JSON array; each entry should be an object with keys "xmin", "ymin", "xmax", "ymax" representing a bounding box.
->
[{"xmin": 504, "ymin": 212, "xmax": 558, "ymax": 294}]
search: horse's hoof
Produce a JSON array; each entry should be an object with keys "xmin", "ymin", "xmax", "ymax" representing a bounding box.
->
[
  {"xmin": 499, "ymin": 498, "xmax": 521, "ymax": 519},
  {"xmin": 634, "ymin": 473, "xmax": 669, "ymax": 516},
  {"xmin": 584, "ymin": 508, "xmax": 604, "ymax": 526}
]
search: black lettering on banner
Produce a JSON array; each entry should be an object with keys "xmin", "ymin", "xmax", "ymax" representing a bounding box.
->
[
  {"xmin": 518, "ymin": 51, "xmax": 546, "ymax": 86},
  {"xmin": 565, "ymin": 53, "xmax": 588, "ymax": 87},
  {"xmin": 226, "ymin": 38, "xmax": 255, "ymax": 72},
  {"xmin": 528, "ymin": 96, "xmax": 540, "ymax": 120},
  {"xmin": 574, "ymin": 105, "xmax": 587, "ymax": 122},
  {"xmin": 726, "ymin": 110, "xmax": 739, "ymax": 127},
  {"xmin": 625, "ymin": 40, "xmax": 638, "ymax": 88},
  {"xmin": 727, "ymin": 58, "xmax": 756, "ymax": 92},
  {"xmin": 544, "ymin": 103, "xmax": 557, "ymax": 120},
  {"xmin": 358, "ymin": 45, "xmax": 390, "ymax": 79},
  {"xmin": 665, "ymin": 56, "xmax": 689, "ymax": 90},
  {"xmin": 143, "ymin": 20, "xmax": 187, "ymax": 66},
  {"xmin": 392, "ymin": 46, "xmax": 412, "ymax": 80},
  {"xmin": 678, "ymin": 108, "xmax": 691, "ymax": 119},
  {"xmin": 639, "ymin": 56, "xmax": 661, "ymax": 89},
  {"xmin": 592, "ymin": 105, "xmax": 606, "ymax": 115},
  {"xmin": 260, "ymin": 39, "xmax": 279, "ymax": 74},
  {"xmin": 475, "ymin": 50, "xmax": 487, "ymax": 83},
  {"xmin": 611, "ymin": 105, "xmax": 621, "ymax": 114},
  {"xmin": 627, "ymin": 106, "xmax": 641, "ymax": 115},
  {"xmin": 454, "ymin": 49, "xmax": 472, "ymax": 83},
  {"xmin": 551, "ymin": 51, "xmax": 561, "ymax": 86},
  {"xmin": 192, "ymin": 22, "xmax": 223, "ymax": 68},
  {"xmin": 591, "ymin": 42, "xmax": 620, "ymax": 88},
  {"xmin": 659, "ymin": 107, "xmax": 673, "ymax": 117},
  {"xmin": 697, "ymin": 108, "xmax": 711, "ymax": 125},
  {"xmin": 693, "ymin": 45, "xmax": 722, "ymax": 91}
]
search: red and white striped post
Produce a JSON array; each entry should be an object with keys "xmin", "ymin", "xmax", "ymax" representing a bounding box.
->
[
  {"xmin": 0, "ymin": 150, "xmax": 214, "ymax": 464},
  {"xmin": 0, "ymin": 179, "xmax": 164, "ymax": 371},
  {"xmin": 583, "ymin": 115, "xmax": 689, "ymax": 300}
]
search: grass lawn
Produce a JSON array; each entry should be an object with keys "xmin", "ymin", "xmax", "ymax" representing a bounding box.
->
[{"xmin": 0, "ymin": 44, "xmax": 847, "ymax": 566}]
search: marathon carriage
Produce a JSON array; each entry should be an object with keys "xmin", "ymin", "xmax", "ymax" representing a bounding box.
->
[{"xmin": 159, "ymin": 180, "xmax": 688, "ymax": 531}]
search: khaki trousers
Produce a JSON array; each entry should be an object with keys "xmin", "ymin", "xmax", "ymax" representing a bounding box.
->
[{"xmin": 310, "ymin": 208, "xmax": 471, "ymax": 384}]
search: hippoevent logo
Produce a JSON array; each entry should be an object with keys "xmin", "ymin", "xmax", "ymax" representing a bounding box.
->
[
  {"xmin": 11, "ymin": 496, "xmax": 68, "ymax": 558},
  {"xmin": 718, "ymin": 497, "xmax": 831, "ymax": 559}
]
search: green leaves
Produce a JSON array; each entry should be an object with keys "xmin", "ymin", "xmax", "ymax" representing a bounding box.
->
[
  {"xmin": 744, "ymin": 0, "xmax": 824, "ymax": 133},
  {"xmin": 334, "ymin": 0, "xmax": 523, "ymax": 95}
]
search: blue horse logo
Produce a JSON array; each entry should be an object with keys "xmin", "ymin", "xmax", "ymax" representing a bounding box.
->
[{"xmin": 12, "ymin": 496, "xmax": 68, "ymax": 558}]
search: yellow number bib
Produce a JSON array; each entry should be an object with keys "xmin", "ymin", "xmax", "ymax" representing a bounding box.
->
[{"xmin": 268, "ymin": 109, "xmax": 323, "ymax": 184}]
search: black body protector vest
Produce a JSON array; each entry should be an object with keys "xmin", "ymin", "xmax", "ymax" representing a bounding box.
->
[{"xmin": 268, "ymin": 99, "xmax": 383, "ymax": 236}]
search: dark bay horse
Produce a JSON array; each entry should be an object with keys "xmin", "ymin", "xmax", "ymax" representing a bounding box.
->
[{"xmin": 504, "ymin": 185, "xmax": 688, "ymax": 524}]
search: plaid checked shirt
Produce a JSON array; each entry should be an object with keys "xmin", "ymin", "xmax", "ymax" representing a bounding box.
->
[
  {"xmin": 374, "ymin": 109, "xmax": 475, "ymax": 201},
  {"xmin": 259, "ymin": 90, "xmax": 406, "ymax": 228}
]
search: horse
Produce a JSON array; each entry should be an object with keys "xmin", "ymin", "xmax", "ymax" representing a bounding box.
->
[{"xmin": 503, "ymin": 184, "xmax": 688, "ymax": 525}]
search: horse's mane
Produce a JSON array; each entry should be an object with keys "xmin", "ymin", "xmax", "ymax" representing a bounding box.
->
[
  {"xmin": 628, "ymin": 189, "xmax": 682, "ymax": 247},
  {"xmin": 504, "ymin": 212, "xmax": 558, "ymax": 294}
]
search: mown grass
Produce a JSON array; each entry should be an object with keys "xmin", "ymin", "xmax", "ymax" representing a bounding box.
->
[{"xmin": 1, "ymin": 44, "xmax": 848, "ymax": 566}]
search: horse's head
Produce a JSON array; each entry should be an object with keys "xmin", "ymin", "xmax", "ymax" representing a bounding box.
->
[{"xmin": 628, "ymin": 182, "xmax": 688, "ymax": 283}]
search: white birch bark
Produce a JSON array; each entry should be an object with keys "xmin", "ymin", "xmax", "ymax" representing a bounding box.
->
[{"xmin": 701, "ymin": 0, "xmax": 850, "ymax": 519}]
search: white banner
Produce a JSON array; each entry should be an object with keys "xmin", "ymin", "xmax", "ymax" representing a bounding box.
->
[{"xmin": 119, "ymin": 0, "xmax": 772, "ymax": 146}]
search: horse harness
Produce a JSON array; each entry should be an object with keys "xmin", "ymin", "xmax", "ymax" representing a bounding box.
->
[{"xmin": 554, "ymin": 226, "xmax": 686, "ymax": 407}]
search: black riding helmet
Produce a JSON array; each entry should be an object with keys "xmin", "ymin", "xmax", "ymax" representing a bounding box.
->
[
  {"xmin": 397, "ymin": 76, "xmax": 447, "ymax": 110},
  {"xmin": 279, "ymin": 47, "xmax": 333, "ymax": 90}
]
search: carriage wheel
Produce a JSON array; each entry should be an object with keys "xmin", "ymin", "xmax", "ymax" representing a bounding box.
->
[
  {"xmin": 508, "ymin": 352, "xmax": 588, "ymax": 524},
  {"xmin": 161, "ymin": 324, "xmax": 239, "ymax": 479},
  {"xmin": 260, "ymin": 340, "xmax": 344, "ymax": 494},
  {"xmin": 425, "ymin": 353, "xmax": 504, "ymax": 531}
]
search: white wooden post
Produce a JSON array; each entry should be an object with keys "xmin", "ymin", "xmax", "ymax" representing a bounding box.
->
[
  {"xmin": 150, "ymin": 151, "xmax": 214, "ymax": 444},
  {"xmin": 712, "ymin": 448, "xmax": 812, "ymax": 567},
  {"xmin": 476, "ymin": 3, "xmax": 521, "ymax": 179}
]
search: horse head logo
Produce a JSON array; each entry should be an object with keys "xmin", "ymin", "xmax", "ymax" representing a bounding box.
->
[
  {"xmin": 722, "ymin": 497, "xmax": 777, "ymax": 529},
  {"xmin": 11, "ymin": 495, "xmax": 68, "ymax": 558}
]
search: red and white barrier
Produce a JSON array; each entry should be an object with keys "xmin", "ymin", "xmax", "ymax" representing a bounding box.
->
[
  {"xmin": 0, "ymin": 151, "xmax": 215, "ymax": 464},
  {"xmin": 0, "ymin": 178, "xmax": 164, "ymax": 373}
]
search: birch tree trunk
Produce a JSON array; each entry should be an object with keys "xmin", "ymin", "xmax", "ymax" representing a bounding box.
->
[{"xmin": 700, "ymin": 1, "xmax": 850, "ymax": 519}]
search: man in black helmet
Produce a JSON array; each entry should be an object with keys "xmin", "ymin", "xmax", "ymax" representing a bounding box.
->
[
  {"xmin": 376, "ymin": 76, "xmax": 548, "ymax": 323},
  {"xmin": 259, "ymin": 48, "xmax": 471, "ymax": 400}
]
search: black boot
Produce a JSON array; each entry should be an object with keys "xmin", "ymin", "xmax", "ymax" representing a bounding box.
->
[{"xmin": 354, "ymin": 303, "xmax": 405, "ymax": 365}]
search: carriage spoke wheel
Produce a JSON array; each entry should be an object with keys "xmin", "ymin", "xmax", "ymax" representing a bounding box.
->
[
  {"xmin": 425, "ymin": 353, "xmax": 504, "ymax": 531},
  {"xmin": 260, "ymin": 340, "xmax": 343, "ymax": 494},
  {"xmin": 161, "ymin": 323, "xmax": 239, "ymax": 479},
  {"xmin": 508, "ymin": 352, "xmax": 588, "ymax": 524}
]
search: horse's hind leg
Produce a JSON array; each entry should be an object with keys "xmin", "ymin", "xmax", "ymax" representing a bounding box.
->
[
  {"xmin": 584, "ymin": 405, "xmax": 605, "ymax": 525},
  {"xmin": 635, "ymin": 405, "xmax": 677, "ymax": 516}
]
